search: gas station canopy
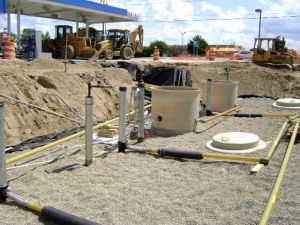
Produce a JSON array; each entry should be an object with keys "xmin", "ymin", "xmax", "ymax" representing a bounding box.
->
[{"xmin": 0, "ymin": 0, "xmax": 137, "ymax": 23}]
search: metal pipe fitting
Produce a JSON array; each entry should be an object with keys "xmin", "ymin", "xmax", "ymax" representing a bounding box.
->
[{"xmin": 85, "ymin": 97, "xmax": 94, "ymax": 166}]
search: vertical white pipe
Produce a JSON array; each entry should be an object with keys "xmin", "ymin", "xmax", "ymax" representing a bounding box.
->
[
  {"xmin": 17, "ymin": 8, "xmax": 21, "ymax": 49},
  {"xmin": 137, "ymin": 83, "xmax": 145, "ymax": 142},
  {"xmin": 118, "ymin": 87, "xmax": 127, "ymax": 152},
  {"xmin": 0, "ymin": 102, "xmax": 8, "ymax": 200},
  {"xmin": 206, "ymin": 79, "xmax": 212, "ymax": 115},
  {"xmin": 85, "ymin": 96, "xmax": 93, "ymax": 166},
  {"xmin": 133, "ymin": 87, "xmax": 139, "ymax": 127}
]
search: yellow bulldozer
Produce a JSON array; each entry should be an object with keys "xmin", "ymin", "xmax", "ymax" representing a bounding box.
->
[
  {"xmin": 252, "ymin": 36, "xmax": 297, "ymax": 65},
  {"xmin": 46, "ymin": 25, "xmax": 98, "ymax": 59}
]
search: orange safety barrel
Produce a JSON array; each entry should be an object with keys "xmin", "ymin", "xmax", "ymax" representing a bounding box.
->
[
  {"xmin": 153, "ymin": 48, "xmax": 160, "ymax": 61},
  {"xmin": 206, "ymin": 50, "xmax": 215, "ymax": 61},
  {"xmin": 3, "ymin": 41, "xmax": 16, "ymax": 59}
]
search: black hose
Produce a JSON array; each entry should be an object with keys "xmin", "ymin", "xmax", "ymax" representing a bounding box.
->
[
  {"xmin": 41, "ymin": 206, "xmax": 102, "ymax": 225},
  {"xmin": 238, "ymin": 94, "xmax": 278, "ymax": 100},
  {"xmin": 157, "ymin": 148, "xmax": 203, "ymax": 160},
  {"xmin": 232, "ymin": 113, "xmax": 263, "ymax": 118}
]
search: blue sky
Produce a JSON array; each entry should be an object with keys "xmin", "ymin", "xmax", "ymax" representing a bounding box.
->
[{"xmin": 1, "ymin": 0, "xmax": 299, "ymax": 51}]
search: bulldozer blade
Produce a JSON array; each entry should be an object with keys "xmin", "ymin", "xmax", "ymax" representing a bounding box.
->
[{"xmin": 78, "ymin": 49, "xmax": 99, "ymax": 59}]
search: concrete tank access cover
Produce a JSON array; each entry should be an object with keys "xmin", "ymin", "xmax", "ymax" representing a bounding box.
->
[
  {"xmin": 272, "ymin": 98, "xmax": 300, "ymax": 109},
  {"xmin": 206, "ymin": 132, "xmax": 267, "ymax": 154}
]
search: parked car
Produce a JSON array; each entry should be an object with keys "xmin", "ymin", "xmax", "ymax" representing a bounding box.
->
[{"xmin": 233, "ymin": 50, "xmax": 253, "ymax": 59}]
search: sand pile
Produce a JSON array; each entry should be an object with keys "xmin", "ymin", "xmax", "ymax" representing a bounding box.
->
[
  {"xmin": 184, "ymin": 61, "xmax": 300, "ymax": 97},
  {"xmin": 0, "ymin": 58, "xmax": 134, "ymax": 146}
]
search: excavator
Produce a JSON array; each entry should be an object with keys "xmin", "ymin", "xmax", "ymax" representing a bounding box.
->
[
  {"xmin": 46, "ymin": 25, "xmax": 98, "ymax": 59},
  {"xmin": 252, "ymin": 36, "xmax": 297, "ymax": 66}
]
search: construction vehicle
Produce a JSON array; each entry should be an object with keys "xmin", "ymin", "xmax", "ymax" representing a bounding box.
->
[
  {"xmin": 252, "ymin": 36, "xmax": 296, "ymax": 65},
  {"xmin": 46, "ymin": 25, "xmax": 98, "ymax": 59},
  {"xmin": 78, "ymin": 27, "xmax": 105, "ymax": 47},
  {"xmin": 94, "ymin": 25, "xmax": 144, "ymax": 60}
]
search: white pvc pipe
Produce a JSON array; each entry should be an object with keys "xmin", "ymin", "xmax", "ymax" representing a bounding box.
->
[
  {"xmin": 85, "ymin": 96, "xmax": 93, "ymax": 166},
  {"xmin": 0, "ymin": 102, "xmax": 7, "ymax": 190},
  {"xmin": 207, "ymin": 79, "xmax": 212, "ymax": 113},
  {"xmin": 119, "ymin": 87, "xmax": 127, "ymax": 143},
  {"xmin": 133, "ymin": 87, "xmax": 139, "ymax": 127},
  {"xmin": 137, "ymin": 83, "xmax": 145, "ymax": 141}
]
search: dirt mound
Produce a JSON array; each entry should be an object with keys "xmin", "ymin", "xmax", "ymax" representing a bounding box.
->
[
  {"xmin": 184, "ymin": 61, "xmax": 300, "ymax": 97},
  {"xmin": 0, "ymin": 59, "xmax": 134, "ymax": 146}
]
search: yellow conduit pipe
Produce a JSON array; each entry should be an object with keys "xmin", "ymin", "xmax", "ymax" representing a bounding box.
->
[
  {"xmin": 251, "ymin": 116, "xmax": 299, "ymax": 173},
  {"xmin": 266, "ymin": 120, "xmax": 290, "ymax": 159},
  {"xmin": 6, "ymin": 104, "xmax": 152, "ymax": 165},
  {"xmin": 198, "ymin": 105, "xmax": 242, "ymax": 123},
  {"xmin": 258, "ymin": 122, "xmax": 299, "ymax": 225},
  {"xmin": 201, "ymin": 153, "xmax": 266, "ymax": 164}
]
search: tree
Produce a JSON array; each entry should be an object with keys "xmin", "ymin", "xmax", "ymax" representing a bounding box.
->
[
  {"xmin": 237, "ymin": 45, "xmax": 245, "ymax": 50},
  {"xmin": 187, "ymin": 35, "xmax": 208, "ymax": 56},
  {"xmin": 149, "ymin": 40, "xmax": 169, "ymax": 56}
]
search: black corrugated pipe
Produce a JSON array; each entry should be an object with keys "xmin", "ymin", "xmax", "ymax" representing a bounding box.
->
[
  {"xmin": 41, "ymin": 206, "xmax": 101, "ymax": 225},
  {"xmin": 157, "ymin": 148, "xmax": 203, "ymax": 160},
  {"xmin": 5, "ymin": 191, "xmax": 102, "ymax": 225}
]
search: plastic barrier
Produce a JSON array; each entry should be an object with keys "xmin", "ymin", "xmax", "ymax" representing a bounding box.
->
[
  {"xmin": 205, "ymin": 50, "xmax": 215, "ymax": 60},
  {"xmin": 153, "ymin": 48, "xmax": 160, "ymax": 61},
  {"xmin": 3, "ymin": 41, "xmax": 16, "ymax": 59}
]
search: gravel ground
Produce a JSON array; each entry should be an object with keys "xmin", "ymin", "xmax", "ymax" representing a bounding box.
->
[{"xmin": 1, "ymin": 98, "xmax": 300, "ymax": 225}]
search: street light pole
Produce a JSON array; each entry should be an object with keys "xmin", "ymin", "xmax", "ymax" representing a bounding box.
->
[
  {"xmin": 255, "ymin": 9, "xmax": 262, "ymax": 48},
  {"xmin": 180, "ymin": 32, "xmax": 186, "ymax": 46}
]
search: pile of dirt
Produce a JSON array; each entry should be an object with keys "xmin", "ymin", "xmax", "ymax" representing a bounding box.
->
[
  {"xmin": 0, "ymin": 58, "xmax": 134, "ymax": 146},
  {"xmin": 143, "ymin": 61, "xmax": 300, "ymax": 97},
  {"xmin": 187, "ymin": 61, "xmax": 300, "ymax": 97}
]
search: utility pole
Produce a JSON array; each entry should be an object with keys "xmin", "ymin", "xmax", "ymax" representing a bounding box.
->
[
  {"xmin": 180, "ymin": 31, "xmax": 186, "ymax": 46},
  {"xmin": 255, "ymin": 9, "xmax": 262, "ymax": 48}
]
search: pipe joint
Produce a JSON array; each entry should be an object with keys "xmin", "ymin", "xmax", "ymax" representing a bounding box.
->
[
  {"xmin": 119, "ymin": 86, "xmax": 127, "ymax": 92},
  {"xmin": 137, "ymin": 82, "xmax": 145, "ymax": 88},
  {"xmin": 118, "ymin": 141, "xmax": 127, "ymax": 152},
  {"xmin": 0, "ymin": 185, "xmax": 8, "ymax": 201},
  {"xmin": 259, "ymin": 157, "xmax": 270, "ymax": 165}
]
